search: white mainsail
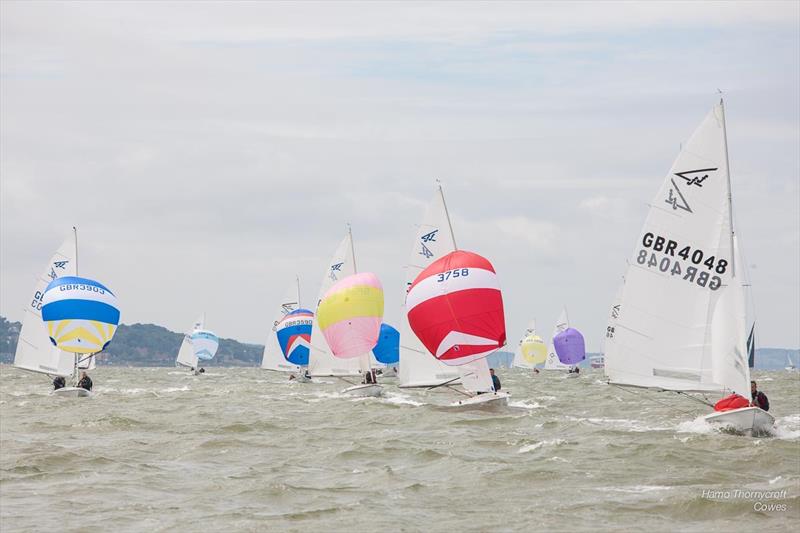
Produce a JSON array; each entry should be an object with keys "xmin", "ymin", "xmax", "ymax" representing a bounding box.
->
[
  {"xmin": 13, "ymin": 233, "xmax": 77, "ymax": 377},
  {"xmin": 307, "ymin": 230, "xmax": 363, "ymax": 377},
  {"xmin": 458, "ymin": 357, "xmax": 495, "ymax": 393},
  {"xmin": 543, "ymin": 308, "xmax": 571, "ymax": 371},
  {"xmin": 260, "ymin": 278, "xmax": 302, "ymax": 372},
  {"xmin": 398, "ymin": 186, "xmax": 461, "ymax": 388},
  {"xmin": 604, "ymin": 101, "xmax": 750, "ymax": 396},
  {"xmin": 176, "ymin": 315, "xmax": 204, "ymax": 369}
]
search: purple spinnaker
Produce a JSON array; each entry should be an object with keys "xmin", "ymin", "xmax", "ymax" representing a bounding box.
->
[{"xmin": 554, "ymin": 328, "xmax": 586, "ymax": 365}]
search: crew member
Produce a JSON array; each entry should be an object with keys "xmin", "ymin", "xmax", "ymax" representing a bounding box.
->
[
  {"xmin": 53, "ymin": 376, "xmax": 66, "ymax": 390},
  {"xmin": 751, "ymin": 380, "xmax": 769, "ymax": 411},
  {"xmin": 77, "ymin": 372, "xmax": 93, "ymax": 391},
  {"xmin": 490, "ymin": 368, "xmax": 501, "ymax": 392}
]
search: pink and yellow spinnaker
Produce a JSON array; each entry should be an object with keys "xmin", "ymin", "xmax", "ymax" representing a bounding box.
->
[{"xmin": 317, "ymin": 272, "xmax": 384, "ymax": 358}]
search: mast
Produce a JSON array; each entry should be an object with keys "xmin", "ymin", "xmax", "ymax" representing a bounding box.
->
[
  {"xmin": 719, "ymin": 98, "xmax": 736, "ymax": 278},
  {"xmin": 296, "ymin": 274, "xmax": 301, "ymax": 308},
  {"xmin": 72, "ymin": 226, "xmax": 79, "ymax": 385},
  {"xmin": 437, "ymin": 181, "xmax": 458, "ymax": 250},
  {"xmin": 347, "ymin": 224, "xmax": 357, "ymax": 273}
]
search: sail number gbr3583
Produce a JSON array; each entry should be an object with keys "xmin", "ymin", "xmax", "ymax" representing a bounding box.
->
[{"xmin": 636, "ymin": 232, "xmax": 728, "ymax": 290}]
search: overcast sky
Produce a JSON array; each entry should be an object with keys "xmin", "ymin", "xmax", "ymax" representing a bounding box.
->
[{"xmin": 1, "ymin": 1, "xmax": 798, "ymax": 350}]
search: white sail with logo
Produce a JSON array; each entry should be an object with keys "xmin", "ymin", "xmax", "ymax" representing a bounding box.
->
[
  {"xmin": 13, "ymin": 233, "xmax": 77, "ymax": 377},
  {"xmin": 604, "ymin": 102, "xmax": 750, "ymax": 397},
  {"xmin": 398, "ymin": 186, "xmax": 461, "ymax": 387},
  {"xmin": 176, "ymin": 315, "xmax": 204, "ymax": 370},
  {"xmin": 261, "ymin": 278, "xmax": 302, "ymax": 372},
  {"xmin": 543, "ymin": 308, "xmax": 571, "ymax": 371},
  {"xmin": 307, "ymin": 230, "xmax": 363, "ymax": 377}
]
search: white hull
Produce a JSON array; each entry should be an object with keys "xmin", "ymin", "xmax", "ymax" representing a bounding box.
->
[
  {"xmin": 704, "ymin": 407, "xmax": 775, "ymax": 435},
  {"xmin": 450, "ymin": 391, "xmax": 509, "ymax": 407},
  {"xmin": 292, "ymin": 374, "xmax": 312, "ymax": 383},
  {"xmin": 565, "ymin": 372, "xmax": 580, "ymax": 379},
  {"xmin": 342, "ymin": 384, "xmax": 384, "ymax": 397},
  {"xmin": 53, "ymin": 387, "xmax": 91, "ymax": 398}
]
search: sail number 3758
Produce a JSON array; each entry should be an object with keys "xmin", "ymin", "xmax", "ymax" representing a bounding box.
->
[{"xmin": 437, "ymin": 268, "xmax": 470, "ymax": 282}]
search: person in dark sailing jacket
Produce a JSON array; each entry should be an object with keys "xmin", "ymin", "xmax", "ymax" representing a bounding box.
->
[
  {"xmin": 77, "ymin": 372, "xmax": 93, "ymax": 391},
  {"xmin": 53, "ymin": 376, "xmax": 66, "ymax": 390},
  {"xmin": 490, "ymin": 368, "xmax": 501, "ymax": 392},
  {"xmin": 751, "ymin": 381, "xmax": 769, "ymax": 411}
]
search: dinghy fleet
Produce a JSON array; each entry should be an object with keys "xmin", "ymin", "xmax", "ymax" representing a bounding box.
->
[{"xmin": 10, "ymin": 100, "xmax": 777, "ymax": 435}]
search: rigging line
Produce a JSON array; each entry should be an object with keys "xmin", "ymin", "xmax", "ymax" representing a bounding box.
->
[
  {"xmin": 608, "ymin": 383, "xmax": 697, "ymax": 416},
  {"xmin": 675, "ymin": 390, "xmax": 715, "ymax": 408}
]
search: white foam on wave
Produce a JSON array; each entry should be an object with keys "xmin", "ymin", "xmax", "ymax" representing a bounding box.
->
[
  {"xmin": 163, "ymin": 386, "xmax": 190, "ymax": 393},
  {"xmin": 676, "ymin": 416, "xmax": 716, "ymax": 435},
  {"xmin": 382, "ymin": 393, "xmax": 424, "ymax": 407},
  {"xmin": 508, "ymin": 399, "xmax": 542, "ymax": 410},
  {"xmin": 518, "ymin": 438, "xmax": 566, "ymax": 453},
  {"xmin": 602, "ymin": 485, "xmax": 673, "ymax": 494},
  {"xmin": 568, "ymin": 415, "xmax": 671, "ymax": 432}
]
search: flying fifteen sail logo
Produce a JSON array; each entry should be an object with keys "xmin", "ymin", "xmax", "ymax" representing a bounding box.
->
[
  {"xmin": 329, "ymin": 262, "xmax": 344, "ymax": 280},
  {"xmin": 665, "ymin": 168, "xmax": 717, "ymax": 213},
  {"xmin": 675, "ymin": 168, "xmax": 717, "ymax": 187},
  {"xmin": 419, "ymin": 229, "xmax": 438, "ymax": 258}
]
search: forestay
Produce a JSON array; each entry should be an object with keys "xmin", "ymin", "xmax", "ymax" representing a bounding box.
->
[
  {"xmin": 398, "ymin": 187, "xmax": 461, "ymax": 387},
  {"xmin": 604, "ymin": 102, "xmax": 750, "ymax": 396},
  {"xmin": 13, "ymin": 234, "xmax": 77, "ymax": 377}
]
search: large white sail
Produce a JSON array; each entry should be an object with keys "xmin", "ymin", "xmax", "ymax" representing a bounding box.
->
[
  {"xmin": 261, "ymin": 279, "xmax": 302, "ymax": 372},
  {"xmin": 398, "ymin": 186, "xmax": 461, "ymax": 387},
  {"xmin": 13, "ymin": 234, "xmax": 77, "ymax": 377},
  {"xmin": 176, "ymin": 315, "xmax": 204, "ymax": 369},
  {"xmin": 307, "ymin": 232, "xmax": 362, "ymax": 377},
  {"xmin": 459, "ymin": 357, "xmax": 495, "ymax": 393},
  {"xmin": 544, "ymin": 308, "xmax": 571, "ymax": 370},
  {"xmin": 604, "ymin": 102, "xmax": 750, "ymax": 396}
]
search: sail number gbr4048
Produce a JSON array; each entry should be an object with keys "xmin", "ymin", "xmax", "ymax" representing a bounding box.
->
[{"xmin": 636, "ymin": 232, "xmax": 728, "ymax": 290}]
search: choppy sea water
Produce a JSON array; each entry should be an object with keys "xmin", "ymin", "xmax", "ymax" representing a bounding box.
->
[{"xmin": 1, "ymin": 366, "xmax": 798, "ymax": 532}]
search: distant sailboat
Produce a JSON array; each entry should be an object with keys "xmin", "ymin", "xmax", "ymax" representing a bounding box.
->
[
  {"xmin": 318, "ymin": 271, "xmax": 385, "ymax": 397},
  {"xmin": 786, "ymin": 354, "xmax": 797, "ymax": 372},
  {"xmin": 260, "ymin": 277, "xmax": 312, "ymax": 381},
  {"xmin": 543, "ymin": 308, "xmax": 571, "ymax": 371},
  {"xmin": 176, "ymin": 315, "xmax": 204, "ymax": 373},
  {"xmin": 13, "ymin": 228, "xmax": 114, "ymax": 397},
  {"xmin": 511, "ymin": 320, "xmax": 547, "ymax": 370},
  {"xmin": 307, "ymin": 227, "xmax": 369, "ymax": 380},
  {"xmin": 604, "ymin": 100, "xmax": 774, "ymax": 435},
  {"xmin": 371, "ymin": 323, "xmax": 400, "ymax": 378}
]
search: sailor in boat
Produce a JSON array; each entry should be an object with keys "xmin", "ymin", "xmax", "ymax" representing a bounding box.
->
[
  {"xmin": 490, "ymin": 368, "xmax": 501, "ymax": 391},
  {"xmin": 533, "ymin": 368, "xmax": 540, "ymax": 374},
  {"xmin": 363, "ymin": 368, "xmax": 378, "ymax": 385},
  {"xmin": 198, "ymin": 367, "xmax": 205, "ymax": 374},
  {"xmin": 568, "ymin": 366, "xmax": 580, "ymax": 374},
  {"xmin": 52, "ymin": 376, "xmax": 66, "ymax": 390},
  {"xmin": 751, "ymin": 381, "xmax": 770, "ymax": 411},
  {"xmin": 77, "ymin": 371, "xmax": 93, "ymax": 392}
]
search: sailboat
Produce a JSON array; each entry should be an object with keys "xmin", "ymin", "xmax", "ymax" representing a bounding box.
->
[
  {"xmin": 260, "ymin": 277, "xmax": 312, "ymax": 381},
  {"xmin": 554, "ymin": 323, "xmax": 586, "ymax": 378},
  {"xmin": 511, "ymin": 320, "xmax": 548, "ymax": 370},
  {"xmin": 543, "ymin": 307, "xmax": 571, "ymax": 371},
  {"xmin": 175, "ymin": 315, "xmax": 205, "ymax": 374},
  {"xmin": 307, "ymin": 227, "xmax": 372, "ymax": 387},
  {"xmin": 406, "ymin": 244, "xmax": 510, "ymax": 407},
  {"xmin": 604, "ymin": 100, "xmax": 774, "ymax": 435},
  {"xmin": 398, "ymin": 185, "xmax": 461, "ymax": 389},
  {"xmin": 13, "ymin": 228, "xmax": 112, "ymax": 397},
  {"xmin": 318, "ymin": 271, "xmax": 385, "ymax": 397},
  {"xmin": 786, "ymin": 355, "xmax": 797, "ymax": 372}
]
